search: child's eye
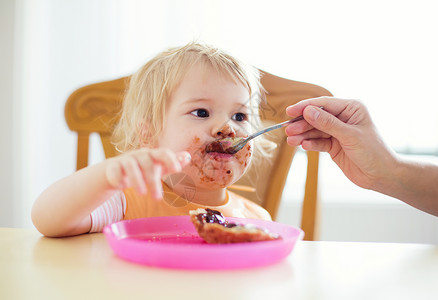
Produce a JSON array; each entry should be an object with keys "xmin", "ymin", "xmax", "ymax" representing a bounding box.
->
[
  {"xmin": 232, "ymin": 112, "xmax": 247, "ymax": 122},
  {"xmin": 190, "ymin": 109, "xmax": 209, "ymax": 118}
]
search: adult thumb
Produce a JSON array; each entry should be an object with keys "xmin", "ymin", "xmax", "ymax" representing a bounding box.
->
[{"xmin": 303, "ymin": 106, "xmax": 347, "ymax": 137}]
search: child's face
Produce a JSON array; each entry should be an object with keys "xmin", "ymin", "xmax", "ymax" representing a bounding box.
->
[{"xmin": 158, "ymin": 63, "xmax": 254, "ymax": 189}]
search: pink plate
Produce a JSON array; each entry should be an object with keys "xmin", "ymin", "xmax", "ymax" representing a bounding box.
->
[{"xmin": 103, "ymin": 216, "xmax": 304, "ymax": 270}]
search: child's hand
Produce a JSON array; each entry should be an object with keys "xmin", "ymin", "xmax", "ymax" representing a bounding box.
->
[{"xmin": 105, "ymin": 148, "xmax": 191, "ymax": 199}]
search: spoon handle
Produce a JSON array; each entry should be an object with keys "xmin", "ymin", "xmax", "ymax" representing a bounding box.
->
[{"xmin": 246, "ymin": 115, "xmax": 304, "ymax": 142}]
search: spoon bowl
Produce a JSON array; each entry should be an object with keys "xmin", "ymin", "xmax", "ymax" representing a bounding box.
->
[{"xmin": 205, "ymin": 114, "xmax": 307, "ymax": 155}]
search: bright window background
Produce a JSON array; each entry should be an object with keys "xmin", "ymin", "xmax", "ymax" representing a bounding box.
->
[{"xmin": 5, "ymin": 0, "xmax": 438, "ymax": 241}]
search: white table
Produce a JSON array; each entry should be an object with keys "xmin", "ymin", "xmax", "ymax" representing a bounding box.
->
[{"xmin": 1, "ymin": 228, "xmax": 437, "ymax": 299}]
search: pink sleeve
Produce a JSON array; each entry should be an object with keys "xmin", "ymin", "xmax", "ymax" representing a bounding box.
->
[{"xmin": 89, "ymin": 191, "xmax": 126, "ymax": 233}]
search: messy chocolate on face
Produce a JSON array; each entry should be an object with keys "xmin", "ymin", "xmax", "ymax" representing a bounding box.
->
[
  {"xmin": 205, "ymin": 140, "xmax": 229, "ymax": 154},
  {"xmin": 186, "ymin": 136, "xmax": 253, "ymax": 188},
  {"xmin": 205, "ymin": 137, "xmax": 245, "ymax": 154},
  {"xmin": 157, "ymin": 62, "xmax": 256, "ymax": 190}
]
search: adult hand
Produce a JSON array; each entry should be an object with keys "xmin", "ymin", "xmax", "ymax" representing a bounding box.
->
[{"xmin": 285, "ymin": 97, "xmax": 397, "ymax": 191}]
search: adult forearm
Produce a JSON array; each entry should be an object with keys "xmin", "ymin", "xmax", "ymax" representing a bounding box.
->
[{"xmin": 375, "ymin": 156, "xmax": 438, "ymax": 216}]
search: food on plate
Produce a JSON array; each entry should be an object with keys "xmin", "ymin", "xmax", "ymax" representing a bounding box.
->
[{"xmin": 189, "ymin": 208, "xmax": 281, "ymax": 243}]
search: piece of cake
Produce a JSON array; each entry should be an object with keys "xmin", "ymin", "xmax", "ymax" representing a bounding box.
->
[{"xmin": 190, "ymin": 208, "xmax": 281, "ymax": 244}]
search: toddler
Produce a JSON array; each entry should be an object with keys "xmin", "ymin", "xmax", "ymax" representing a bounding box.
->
[{"xmin": 32, "ymin": 42, "xmax": 272, "ymax": 237}]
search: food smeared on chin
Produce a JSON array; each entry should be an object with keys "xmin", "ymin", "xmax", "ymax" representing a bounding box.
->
[
  {"xmin": 205, "ymin": 137, "xmax": 243, "ymax": 154},
  {"xmin": 190, "ymin": 208, "xmax": 281, "ymax": 244}
]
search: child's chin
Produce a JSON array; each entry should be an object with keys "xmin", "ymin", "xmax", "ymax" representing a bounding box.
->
[
  {"xmin": 203, "ymin": 182, "xmax": 228, "ymax": 190},
  {"xmin": 195, "ymin": 173, "xmax": 236, "ymax": 189}
]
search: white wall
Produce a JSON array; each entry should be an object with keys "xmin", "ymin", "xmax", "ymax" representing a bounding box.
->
[{"xmin": 0, "ymin": 0, "xmax": 15, "ymax": 227}]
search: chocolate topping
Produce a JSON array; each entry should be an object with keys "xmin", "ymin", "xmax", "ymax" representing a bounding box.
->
[
  {"xmin": 196, "ymin": 208, "xmax": 237, "ymax": 228},
  {"xmin": 190, "ymin": 208, "xmax": 281, "ymax": 243}
]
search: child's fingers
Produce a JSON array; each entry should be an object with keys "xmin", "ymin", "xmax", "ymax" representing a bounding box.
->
[
  {"xmin": 122, "ymin": 156, "xmax": 147, "ymax": 195},
  {"xmin": 150, "ymin": 164, "xmax": 163, "ymax": 199},
  {"xmin": 176, "ymin": 151, "xmax": 191, "ymax": 167},
  {"xmin": 140, "ymin": 159, "xmax": 163, "ymax": 199},
  {"xmin": 110, "ymin": 149, "xmax": 192, "ymax": 199},
  {"xmin": 148, "ymin": 148, "xmax": 182, "ymax": 174},
  {"xmin": 139, "ymin": 149, "xmax": 191, "ymax": 200},
  {"xmin": 148, "ymin": 149, "xmax": 191, "ymax": 175},
  {"xmin": 106, "ymin": 158, "xmax": 147, "ymax": 195},
  {"xmin": 105, "ymin": 160, "xmax": 125, "ymax": 189}
]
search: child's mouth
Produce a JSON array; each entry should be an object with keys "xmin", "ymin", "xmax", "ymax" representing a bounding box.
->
[
  {"xmin": 207, "ymin": 151, "xmax": 233, "ymax": 160},
  {"xmin": 205, "ymin": 137, "xmax": 244, "ymax": 155}
]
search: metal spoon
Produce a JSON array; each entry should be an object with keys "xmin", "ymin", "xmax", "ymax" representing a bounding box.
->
[{"xmin": 205, "ymin": 114, "xmax": 305, "ymax": 155}]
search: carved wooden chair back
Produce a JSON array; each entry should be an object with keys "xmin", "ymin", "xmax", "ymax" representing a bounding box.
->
[{"xmin": 65, "ymin": 71, "xmax": 332, "ymax": 240}]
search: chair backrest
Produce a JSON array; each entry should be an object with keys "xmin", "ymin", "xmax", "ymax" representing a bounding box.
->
[{"xmin": 65, "ymin": 71, "xmax": 332, "ymax": 240}]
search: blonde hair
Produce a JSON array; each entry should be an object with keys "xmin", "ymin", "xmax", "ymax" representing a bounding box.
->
[{"xmin": 112, "ymin": 42, "xmax": 274, "ymax": 156}]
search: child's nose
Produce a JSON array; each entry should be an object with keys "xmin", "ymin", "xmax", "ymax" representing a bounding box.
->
[{"xmin": 214, "ymin": 123, "xmax": 236, "ymax": 138}]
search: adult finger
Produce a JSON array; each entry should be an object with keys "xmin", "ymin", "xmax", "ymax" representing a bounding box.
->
[
  {"xmin": 302, "ymin": 106, "xmax": 351, "ymax": 139},
  {"xmin": 285, "ymin": 118, "xmax": 315, "ymax": 136},
  {"xmin": 301, "ymin": 138, "xmax": 333, "ymax": 153},
  {"xmin": 286, "ymin": 97, "xmax": 356, "ymax": 119},
  {"xmin": 286, "ymin": 129, "xmax": 331, "ymax": 147}
]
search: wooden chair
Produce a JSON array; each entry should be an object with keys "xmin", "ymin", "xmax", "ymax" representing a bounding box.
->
[{"xmin": 65, "ymin": 71, "xmax": 332, "ymax": 240}]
